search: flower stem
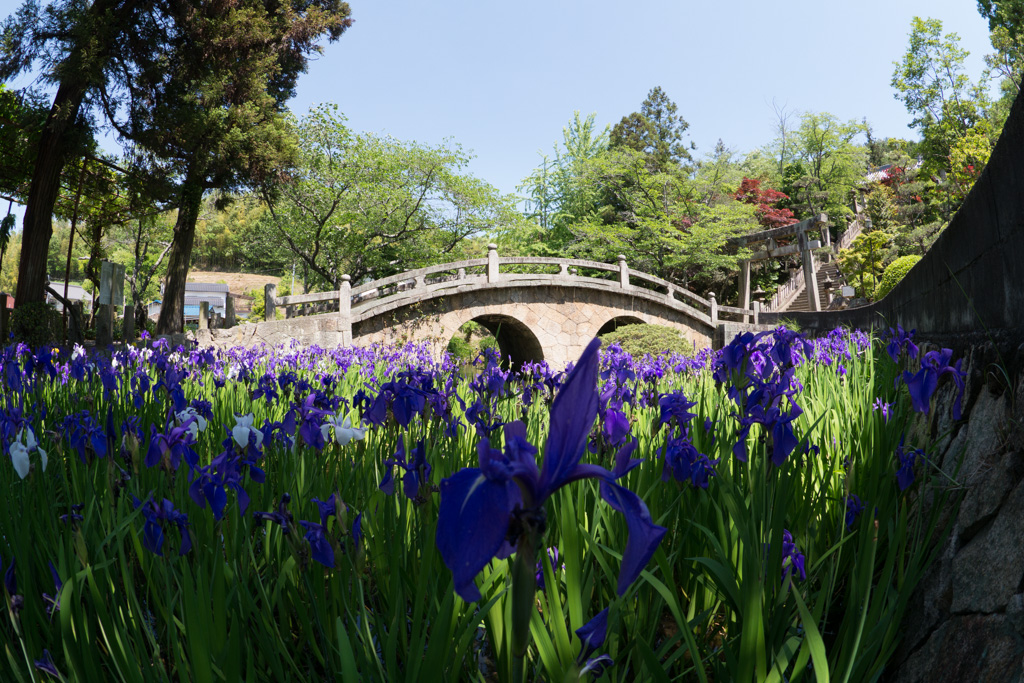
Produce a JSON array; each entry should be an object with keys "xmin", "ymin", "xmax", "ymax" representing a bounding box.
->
[{"xmin": 511, "ymin": 527, "xmax": 539, "ymax": 682}]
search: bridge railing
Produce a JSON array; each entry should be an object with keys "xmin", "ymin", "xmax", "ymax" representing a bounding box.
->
[{"xmin": 262, "ymin": 245, "xmax": 759, "ymax": 329}]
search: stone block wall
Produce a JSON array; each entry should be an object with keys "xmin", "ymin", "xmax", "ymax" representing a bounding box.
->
[{"xmin": 884, "ymin": 341, "xmax": 1024, "ymax": 681}]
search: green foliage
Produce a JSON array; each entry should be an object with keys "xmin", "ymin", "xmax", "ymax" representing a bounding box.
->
[
  {"xmin": 9, "ymin": 300, "xmax": 62, "ymax": 348},
  {"xmin": 478, "ymin": 336, "xmax": 499, "ymax": 353},
  {"xmin": 599, "ymin": 323, "xmax": 693, "ymax": 359},
  {"xmin": 565, "ymin": 145, "xmax": 757, "ymax": 293},
  {"xmin": 247, "ymin": 287, "xmax": 266, "ymax": 322},
  {"xmin": 610, "ymin": 86, "xmax": 693, "ymax": 170},
  {"xmin": 258, "ymin": 104, "xmax": 524, "ymax": 291},
  {"xmin": 446, "ymin": 336, "xmax": 474, "ymax": 363},
  {"xmin": 876, "ymin": 255, "xmax": 922, "ymax": 299},
  {"xmin": 838, "ymin": 231, "xmax": 894, "ymax": 299},
  {"xmin": 517, "ymin": 111, "xmax": 610, "ymax": 250}
]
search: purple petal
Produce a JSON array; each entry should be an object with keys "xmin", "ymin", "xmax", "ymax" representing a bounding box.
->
[
  {"xmin": 436, "ymin": 468, "xmax": 514, "ymax": 602},
  {"xmin": 599, "ymin": 481, "xmax": 667, "ymax": 596},
  {"xmin": 541, "ymin": 338, "xmax": 600, "ymax": 497}
]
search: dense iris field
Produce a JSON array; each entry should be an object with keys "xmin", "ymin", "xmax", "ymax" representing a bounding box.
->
[{"xmin": 0, "ymin": 327, "xmax": 961, "ymax": 682}]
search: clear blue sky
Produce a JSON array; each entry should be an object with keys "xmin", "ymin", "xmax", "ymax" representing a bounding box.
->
[
  {"xmin": 0, "ymin": 0, "xmax": 999, "ymax": 211},
  {"xmin": 283, "ymin": 0, "xmax": 997, "ymax": 197}
]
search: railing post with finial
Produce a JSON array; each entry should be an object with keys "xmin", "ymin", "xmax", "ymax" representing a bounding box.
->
[
  {"xmin": 488, "ymin": 244, "xmax": 499, "ymax": 283},
  {"xmin": 753, "ymin": 300, "xmax": 760, "ymax": 325},
  {"xmin": 339, "ymin": 275, "xmax": 352, "ymax": 346},
  {"xmin": 709, "ymin": 292, "xmax": 718, "ymax": 326},
  {"xmin": 618, "ymin": 255, "xmax": 629, "ymax": 288}
]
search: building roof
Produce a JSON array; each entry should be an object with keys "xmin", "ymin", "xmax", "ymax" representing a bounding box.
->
[{"xmin": 185, "ymin": 282, "xmax": 230, "ymax": 293}]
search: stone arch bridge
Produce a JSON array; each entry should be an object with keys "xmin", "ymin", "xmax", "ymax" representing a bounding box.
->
[{"xmin": 197, "ymin": 247, "xmax": 759, "ymax": 368}]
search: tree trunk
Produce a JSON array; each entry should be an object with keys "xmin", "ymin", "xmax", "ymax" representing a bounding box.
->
[
  {"xmin": 14, "ymin": 81, "xmax": 88, "ymax": 307},
  {"xmin": 156, "ymin": 174, "xmax": 205, "ymax": 335}
]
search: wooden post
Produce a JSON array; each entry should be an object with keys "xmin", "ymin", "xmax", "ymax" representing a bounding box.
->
[
  {"xmin": 738, "ymin": 259, "xmax": 751, "ymax": 322},
  {"xmin": 617, "ymin": 255, "xmax": 629, "ymax": 288},
  {"xmin": 123, "ymin": 303, "xmax": 134, "ymax": 342},
  {"xmin": 264, "ymin": 283, "xmax": 276, "ymax": 321},
  {"xmin": 709, "ymin": 292, "xmax": 718, "ymax": 326},
  {"xmin": 487, "ymin": 244, "xmax": 499, "ymax": 283},
  {"xmin": 199, "ymin": 301, "xmax": 209, "ymax": 330},
  {"xmin": 0, "ymin": 293, "xmax": 8, "ymax": 343},
  {"xmin": 339, "ymin": 275, "xmax": 352, "ymax": 347}
]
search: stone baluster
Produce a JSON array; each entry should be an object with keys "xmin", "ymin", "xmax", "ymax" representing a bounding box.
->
[
  {"xmin": 709, "ymin": 292, "xmax": 718, "ymax": 326},
  {"xmin": 487, "ymin": 243, "xmax": 499, "ymax": 283},
  {"xmin": 339, "ymin": 275, "xmax": 352, "ymax": 346},
  {"xmin": 559, "ymin": 263, "xmax": 568, "ymax": 276},
  {"xmin": 457, "ymin": 268, "xmax": 466, "ymax": 280},
  {"xmin": 264, "ymin": 283, "xmax": 277, "ymax": 321},
  {"xmin": 618, "ymin": 255, "xmax": 629, "ymax": 288}
]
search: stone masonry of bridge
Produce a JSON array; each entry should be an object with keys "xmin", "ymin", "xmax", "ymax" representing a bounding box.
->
[{"xmin": 196, "ymin": 252, "xmax": 763, "ymax": 368}]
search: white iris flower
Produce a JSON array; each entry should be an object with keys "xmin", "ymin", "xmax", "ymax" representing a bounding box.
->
[
  {"xmin": 9, "ymin": 428, "xmax": 47, "ymax": 480},
  {"xmin": 320, "ymin": 413, "xmax": 367, "ymax": 447},
  {"xmin": 232, "ymin": 413, "xmax": 264, "ymax": 450}
]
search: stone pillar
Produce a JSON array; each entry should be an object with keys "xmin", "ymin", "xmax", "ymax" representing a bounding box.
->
[
  {"xmin": 339, "ymin": 274, "xmax": 352, "ymax": 347},
  {"xmin": 225, "ymin": 295, "xmax": 235, "ymax": 328},
  {"xmin": 264, "ymin": 283, "xmax": 277, "ymax": 321},
  {"xmin": 487, "ymin": 243, "xmax": 499, "ymax": 283},
  {"xmin": 199, "ymin": 301, "xmax": 209, "ymax": 330},
  {"xmin": 617, "ymin": 255, "xmax": 629, "ymax": 288},
  {"xmin": 0, "ymin": 293, "xmax": 8, "ymax": 342},
  {"xmin": 753, "ymin": 300, "xmax": 760, "ymax": 325},
  {"xmin": 797, "ymin": 226, "xmax": 822, "ymax": 312},
  {"xmin": 457, "ymin": 268, "xmax": 466, "ymax": 280},
  {"xmin": 709, "ymin": 292, "xmax": 718, "ymax": 326},
  {"xmin": 738, "ymin": 259, "xmax": 751, "ymax": 322},
  {"xmin": 69, "ymin": 302, "xmax": 84, "ymax": 345}
]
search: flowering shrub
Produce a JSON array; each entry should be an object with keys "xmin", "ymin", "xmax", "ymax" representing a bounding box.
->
[{"xmin": 0, "ymin": 328, "xmax": 959, "ymax": 681}]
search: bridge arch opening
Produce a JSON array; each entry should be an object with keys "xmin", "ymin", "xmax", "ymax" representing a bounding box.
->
[
  {"xmin": 596, "ymin": 316, "xmax": 646, "ymax": 337},
  {"xmin": 457, "ymin": 314, "xmax": 544, "ymax": 370}
]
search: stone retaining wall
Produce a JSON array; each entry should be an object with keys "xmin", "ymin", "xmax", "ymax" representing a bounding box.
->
[{"xmin": 886, "ymin": 341, "xmax": 1024, "ymax": 681}]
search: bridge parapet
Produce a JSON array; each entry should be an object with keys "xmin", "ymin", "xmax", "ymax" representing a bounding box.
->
[{"xmin": 262, "ymin": 250, "xmax": 760, "ymax": 329}]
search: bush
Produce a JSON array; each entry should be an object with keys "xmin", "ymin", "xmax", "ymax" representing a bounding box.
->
[
  {"xmin": 875, "ymin": 255, "xmax": 921, "ymax": 300},
  {"xmin": 478, "ymin": 336, "xmax": 499, "ymax": 354},
  {"xmin": 446, "ymin": 336, "xmax": 473, "ymax": 363},
  {"xmin": 247, "ymin": 288, "xmax": 265, "ymax": 322},
  {"xmin": 9, "ymin": 301, "xmax": 63, "ymax": 349},
  {"xmin": 599, "ymin": 323, "xmax": 692, "ymax": 359}
]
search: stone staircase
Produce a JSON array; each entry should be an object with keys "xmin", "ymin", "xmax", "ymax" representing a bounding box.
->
[{"xmin": 777, "ymin": 260, "xmax": 843, "ymax": 313}]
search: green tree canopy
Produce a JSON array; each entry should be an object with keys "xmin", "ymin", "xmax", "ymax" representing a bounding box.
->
[{"xmin": 257, "ymin": 104, "xmax": 525, "ymax": 291}]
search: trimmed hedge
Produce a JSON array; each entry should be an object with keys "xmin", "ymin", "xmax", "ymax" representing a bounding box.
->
[
  {"xmin": 599, "ymin": 323, "xmax": 692, "ymax": 359},
  {"xmin": 875, "ymin": 255, "xmax": 921, "ymax": 300}
]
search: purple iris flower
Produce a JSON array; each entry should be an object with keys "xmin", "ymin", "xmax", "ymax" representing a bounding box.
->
[
  {"xmin": 435, "ymin": 338, "xmax": 667, "ymax": 602},
  {"xmin": 601, "ymin": 408, "xmax": 630, "ymax": 447},
  {"xmin": 902, "ymin": 348, "xmax": 966, "ymax": 418},
  {"xmin": 253, "ymin": 493, "xmax": 295, "ymax": 535},
  {"xmin": 145, "ymin": 417, "xmax": 200, "ymax": 471},
  {"xmin": 781, "ymin": 529, "xmax": 806, "ymax": 583},
  {"xmin": 43, "ymin": 561, "xmax": 62, "ymax": 618},
  {"xmin": 34, "ymin": 650, "xmax": 61, "ymax": 678},
  {"xmin": 873, "ymin": 398, "xmax": 893, "ymax": 423},
  {"xmin": 885, "ymin": 325, "xmax": 919, "ymax": 363},
  {"xmin": 845, "ymin": 494, "xmax": 865, "ymax": 530},
  {"xmin": 380, "ymin": 439, "xmax": 432, "ymax": 501},
  {"xmin": 535, "ymin": 547, "xmax": 564, "ymax": 590},
  {"xmin": 895, "ymin": 436, "xmax": 924, "ymax": 491},
  {"xmin": 132, "ymin": 496, "xmax": 193, "ymax": 556},
  {"xmin": 576, "ymin": 608, "xmax": 614, "ymax": 678},
  {"xmin": 663, "ymin": 435, "xmax": 718, "ymax": 488}
]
